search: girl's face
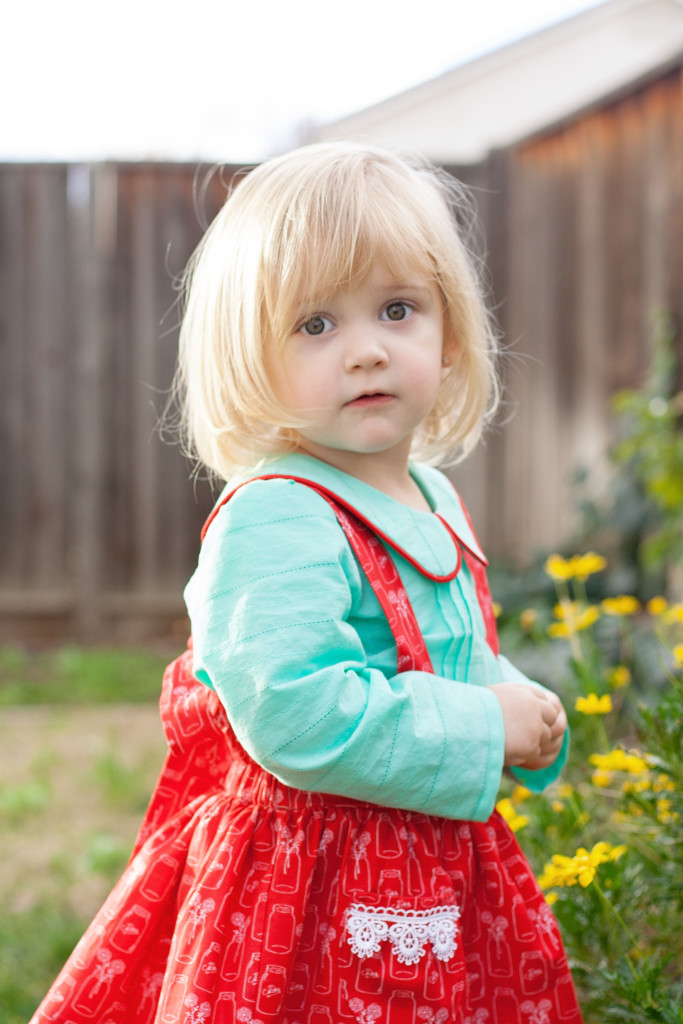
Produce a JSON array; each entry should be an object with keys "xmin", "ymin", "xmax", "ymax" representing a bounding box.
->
[{"xmin": 269, "ymin": 263, "xmax": 445, "ymax": 480}]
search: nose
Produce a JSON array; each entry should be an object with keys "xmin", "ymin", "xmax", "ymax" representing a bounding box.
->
[{"xmin": 344, "ymin": 327, "xmax": 389, "ymax": 372}]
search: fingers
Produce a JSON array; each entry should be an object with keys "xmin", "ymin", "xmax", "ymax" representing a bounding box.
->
[
  {"xmin": 540, "ymin": 698, "xmax": 558, "ymax": 727},
  {"xmin": 538, "ymin": 687, "xmax": 563, "ymax": 718},
  {"xmin": 549, "ymin": 706, "xmax": 567, "ymax": 740},
  {"xmin": 536, "ymin": 691, "xmax": 567, "ymax": 748},
  {"xmin": 489, "ymin": 682, "xmax": 567, "ymax": 770},
  {"xmin": 521, "ymin": 750, "xmax": 558, "ymax": 770},
  {"xmin": 539, "ymin": 731, "xmax": 564, "ymax": 757},
  {"xmin": 538, "ymin": 701, "xmax": 566, "ymax": 753},
  {"xmin": 520, "ymin": 736, "xmax": 564, "ymax": 770},
  {"xmin": 527, "ymin": 725, "xmax": 565, "ymax": 770}
]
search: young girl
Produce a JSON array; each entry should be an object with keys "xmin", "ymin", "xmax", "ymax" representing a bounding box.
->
[{"xmin": 32, "ymin": 143, "xmax": 582, "ymax": 1024}]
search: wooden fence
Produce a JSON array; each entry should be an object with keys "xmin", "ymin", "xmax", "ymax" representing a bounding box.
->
[
  {"xmin": 0, "ymin": 163, "xmax": 231, "ymax": 641},
  {"xmin": 452, "ymin": 60, "xmax": 683, "ymax": 561},
  {"xmin": 1, "ymin": 62, "xmax": 682, "ymax": 640}
]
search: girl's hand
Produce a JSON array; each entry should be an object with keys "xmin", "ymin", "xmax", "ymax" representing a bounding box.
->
[{"xmin": 489, "ymin": 682, "xmax": 567, "ymax": 770}]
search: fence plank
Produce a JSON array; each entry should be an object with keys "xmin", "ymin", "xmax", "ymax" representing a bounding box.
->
[
  {"xmin": 0, "ymin": 167, "xmax": 28, "ymax": 585},
  {"xmin": 70, "ymin": 165, "xmax": 119, "ymax": 638},
  {"xmin": 27, "ymin": 167, "xmax": 70, "ymax": 585}
]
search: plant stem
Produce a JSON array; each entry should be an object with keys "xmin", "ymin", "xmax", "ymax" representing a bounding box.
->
[{"xmin": 592, "ymin": 878, "xmax": 640, "ymax": 979}]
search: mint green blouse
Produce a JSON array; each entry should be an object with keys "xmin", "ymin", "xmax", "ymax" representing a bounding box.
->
[{"xmin": 185, "ymin": 454, "xmax": 568, "ymax": 821}]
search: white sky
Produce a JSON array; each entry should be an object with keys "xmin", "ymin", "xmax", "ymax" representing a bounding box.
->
[{"xmin": 3, "ymin": 0, "xmax": 603, "ymax": 163}]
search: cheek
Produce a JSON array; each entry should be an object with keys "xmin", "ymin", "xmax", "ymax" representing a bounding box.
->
[
  {"xmin": 270, "ymin": 350, "xmax": 328, "ymax": 415},
  {"xmin": 416, "ymin": 360, "xmax": 446, "ymax": 414},
  {"xmin": 413, "ymin": 347, "xmax": 445, "ymax": 391},
  {"xmin": 267, "ymin": 344, "xmax": 301, "ymax": 405}
]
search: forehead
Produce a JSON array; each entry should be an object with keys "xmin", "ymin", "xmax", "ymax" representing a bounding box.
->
[{"xmin": 292, "ymin": 248, "xmax": 436, "ymax": 309}]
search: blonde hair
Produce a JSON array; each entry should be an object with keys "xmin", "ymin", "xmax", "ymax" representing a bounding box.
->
[{"xmin": 176, "ymin": 141, "xmax": 500, "ymax": 480}]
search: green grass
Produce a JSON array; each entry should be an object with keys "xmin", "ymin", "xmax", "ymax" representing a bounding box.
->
[
  {"xmin": 94, "ymin": 740, "xmax": 163, "ymax": 811},
  {"xmin": 1, "ymin": 665, "xmax": 167, "ymax": 1021},
  {"xmin": 84, "ymin": 831, "xmax": 135, "ymax": 876},
  {"xmin": 0, "ymin": 645, "xmax": 172, "ymax": 704},
  {"xmin": 0, "ymin": 779, "xmax": 51, "ymax": 820},
  {"xmin": 0, "ymin": 901, "xmax": 88, "ymax": 1024}
]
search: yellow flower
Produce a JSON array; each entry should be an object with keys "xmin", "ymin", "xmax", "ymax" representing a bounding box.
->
[
  {"xmin": 496, "ymin": 798, "xmax": 529, "ymax": 832},
  {"xmin": 538, "ymin": 842, "xmax": 626, "ymax": 890},
  {"xmin": 657, "ymin": 799, "xmax": 679, "ymax": 824},
  {"xmin": 537, "ymin": 863, "xmax": 564, "ymax": 889},
  {"xmin": 673, "ymin": 645, "xmax": 683, "ymax": 667},
  {"xmin": 622, "ymin": 778, "xmax": 652, "ymax": 794},
  {"xmin": 520, "ymin": 609, "xmax": 538, "ymax": 633},
  {"xmin": 589, "ymin": 749, "xmax": 649, "ymax": 775},
  {"xmin": 608, "ymin": 665, "xmax": 631, "ymax": 689},
  {"xmin": 545, "ymin": 552, "xmax": 607, "ymax": 581},
  {"xmin": 545, "ymin": 892, "xmax": 558, "ymax": 906},
  {"xmin": 571, "ymin": 553, "xmax": 608, "ymax": 579},
  {"xmin": 511, "ymin": 785, "xmax": 532, "ymax": 803},
  {"xmin": 647, "ymin": 596, "xmax": 668, "ymax": 617},
  {"xmin": 547, "ymin": 622, "xmax": 571, "ymax": 638},
  {"xmin": 552, "ymin": 800, "xmax": 566, "ymax": 812},
  {"xmin": 580, "ymin": 607, "xmax": 602, "ymax": 630},
  {"xmin": 664, "ymin": 603, "xmax": 683, "ymax": 625},
  {"xmin": 492, "ymin": 602, "xmax": 503, "ymax": 619},
  {"xmin": 548, "ymin": 601, "xmax": 601, "ymax": 637},
  {"xmin": 545, "ymin": 555, "xmax": 574, "ymax": 581},
  {"xmin": 589, "ymin": 749, "xmax": 649, "ymax": 787},
  {"xmin": 653, "ymin": 773, "xmax": 675, "ymax": 794},
  {"xmin": 601, "ymin": 596, "xmax": 640, "ymax": 616},
  {"xmin": 557, "ymin": 783, "xmax": 574, "ymax": 799},
  {"xmin": 575, "ymin": 693, "xmax": 612, "ymax": 715}
]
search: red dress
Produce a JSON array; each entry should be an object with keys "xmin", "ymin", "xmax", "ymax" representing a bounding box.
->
[{"xmin": 30, "ymin": 483, "xmax": 583, "ymax": 1024}]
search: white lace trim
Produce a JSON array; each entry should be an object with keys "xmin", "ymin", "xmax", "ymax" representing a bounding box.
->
[{"xmin": 345, "ymin": 903, "xmax": 461, "ymax": 965}]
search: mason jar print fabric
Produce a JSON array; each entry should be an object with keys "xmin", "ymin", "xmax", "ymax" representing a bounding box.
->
[{"xmin": 30, "ymin": 488, "xmax": 583, "ymax": 1024}]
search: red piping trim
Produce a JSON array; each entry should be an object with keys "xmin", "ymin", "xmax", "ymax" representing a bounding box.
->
[{"xmin": 201, "ymin": 474, "xmax": 487, "ymax": 582}]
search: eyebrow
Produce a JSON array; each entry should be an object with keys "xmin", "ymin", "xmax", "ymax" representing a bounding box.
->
[
  {"xmin": 381, "ymin": 279, "xmax": 434, "ymax": 298},
  {"xmin": 392, "ymin": 279, "xmax": 432, "ymax": 291},
  {"xmin": 294, "ymin": 275, "xmax": 434, "ymax": 313}
]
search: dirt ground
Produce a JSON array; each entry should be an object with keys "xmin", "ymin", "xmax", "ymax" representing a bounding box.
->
[{"xmin": 1, "ymin": 704, "xmax": 167, "ymax": 919}]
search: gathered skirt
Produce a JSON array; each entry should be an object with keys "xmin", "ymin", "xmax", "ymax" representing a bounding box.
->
[{"xmin": 30, "ymin": 649, "xmax": 583, "ymax": 1024}]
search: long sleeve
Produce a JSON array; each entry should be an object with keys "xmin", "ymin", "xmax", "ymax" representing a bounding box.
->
[{"xmin": 186, "ymin": 477, "xmax": 506, "ymax": 822}]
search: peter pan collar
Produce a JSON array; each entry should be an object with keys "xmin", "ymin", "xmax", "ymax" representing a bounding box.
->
[{"xmin": 230, "ymin": 453, "xmax": 487, "ymax": 578}]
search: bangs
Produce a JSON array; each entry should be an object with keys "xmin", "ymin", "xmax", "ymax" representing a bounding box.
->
[
  {"xmin": 287, "ymin": 219, "xmax": 436, "ymax": 320},
  {"xmin": 259, "ymin": 149, "xmax": 451, "ymax": 342}
]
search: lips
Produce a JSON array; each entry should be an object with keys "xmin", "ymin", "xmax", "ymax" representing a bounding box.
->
[{"xmin": 345, "ymin": 392, "xmax": 395, "ymax": 408}]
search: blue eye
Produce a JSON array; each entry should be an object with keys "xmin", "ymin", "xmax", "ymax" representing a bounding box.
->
[
  {"xmin": 299, "ymin": 315, "xmax": 333, "ymax": 336},
  {"xmin": 382, "ymin": 302, "xmax": 410, "ymax": 322}
]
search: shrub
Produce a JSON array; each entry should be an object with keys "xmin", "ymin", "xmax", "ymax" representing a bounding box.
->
[{"xmin": 497, "ymin": 553, "xmax": 683, "ymax": 1021}]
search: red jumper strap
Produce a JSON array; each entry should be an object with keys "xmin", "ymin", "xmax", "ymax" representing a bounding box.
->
[{"xmin": 326, "ymin": 500, "xmax": 434, "ymax": 674}]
